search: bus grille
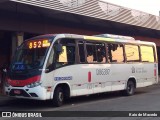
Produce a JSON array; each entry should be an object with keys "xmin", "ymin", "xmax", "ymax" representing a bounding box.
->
[{"xmin": 9, "ymin": 89, "xmax": 30, "ymax": 97}]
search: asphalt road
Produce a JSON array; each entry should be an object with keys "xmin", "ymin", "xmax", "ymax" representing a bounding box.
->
[{"xmin": 0, "ymin": 83, "xmax": 160, "ymax": 120}]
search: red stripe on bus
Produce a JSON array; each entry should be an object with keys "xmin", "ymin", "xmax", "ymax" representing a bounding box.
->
[
  {"xmin": 88, "ymin": 71, "xmax": 91, "ymax": 82},
  {"xmin": 7, "ymin": 75, "xmax": 41, "ymax": 87}
]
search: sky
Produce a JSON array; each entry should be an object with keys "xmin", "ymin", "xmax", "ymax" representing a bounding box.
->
[{"xmin": 102, "ymin": 0, "xmax": 160, "ymax": 16}]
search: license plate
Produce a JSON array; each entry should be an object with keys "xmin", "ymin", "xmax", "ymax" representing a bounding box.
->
[{"xmin": 14, "ymin": 90, "xmax": 21, "ymax": 94}]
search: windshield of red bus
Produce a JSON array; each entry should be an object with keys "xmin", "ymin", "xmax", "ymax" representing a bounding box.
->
[{"xmin": 11, "ymin": 39, "xmax": 52, "ymax": 71}]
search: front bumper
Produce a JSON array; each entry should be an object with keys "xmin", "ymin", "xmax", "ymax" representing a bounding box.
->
[{"xmin": 5, "ymin": 85, "xmax": 52, "ymax": 100}]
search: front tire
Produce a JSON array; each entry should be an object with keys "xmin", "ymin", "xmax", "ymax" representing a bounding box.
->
[
  {"xmin": 124, "ymin": 80, "xmax": 135, "ymax": 96},
  {"xmin": 53, "ymin": 87, "xmax": 64, "ymax": 107}
]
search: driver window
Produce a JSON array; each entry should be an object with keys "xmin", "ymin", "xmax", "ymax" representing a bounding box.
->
[
  {"xmin": 55, "ymin": 39, "xmax": 75, "ymax": 68},
  {"xmin": 58, "ymin": 46, "xmax": 68, "ymax": 63}
]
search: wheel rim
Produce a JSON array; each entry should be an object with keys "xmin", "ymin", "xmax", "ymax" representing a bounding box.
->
[
  {"xmin": 128, "ymin": 82, "xmax": 134, "ymax": 94},
  {"xmin": 58, "ymin": 92, "xmax": 63, "ymax": 102},
  {"xmin": 128, "ymin": 84, "xmax": 132, "ymax": 93}
]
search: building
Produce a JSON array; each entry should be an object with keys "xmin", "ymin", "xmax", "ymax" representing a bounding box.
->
[{"xmin": 0, "ymin": 0, "xmax": 160, "ymax": 69}]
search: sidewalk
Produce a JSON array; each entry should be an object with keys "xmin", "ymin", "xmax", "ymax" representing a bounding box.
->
[
  {"xmin": 0, "ymin": 88, "xmax": 6, "ymax": 97},
  {"xmin": 0, "ymin": 86, "xmax": 4, "ymax": 95},
  {"xmin": 0, "ymin": 86, "xmax": 7, "ymax": 100},
  {"xmin": 0, "ymin": 89, "xmax": 13, "ymax": 104}
]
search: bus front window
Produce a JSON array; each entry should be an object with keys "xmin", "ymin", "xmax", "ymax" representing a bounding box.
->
[{"xmin": 11, "ymin": 39, "xmax": 51, "ymax": 71}]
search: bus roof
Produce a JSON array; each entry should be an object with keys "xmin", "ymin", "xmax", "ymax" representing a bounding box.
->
[
  {"xmin": 25, "ymin": 33, "xmax": 156, "ymax": 46},
  {"xmin": 83, "ymin": 35, "xmax": 155, "ymax": 46},
  {"xmin": 94, "ymin": 34, "xmax": 135, "ymax": 40},
  {"xmin": 63, "ymin": 34, "xmax": 155, "ymax": 46}
]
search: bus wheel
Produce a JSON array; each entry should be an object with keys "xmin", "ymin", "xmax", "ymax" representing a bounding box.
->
[
  {"xmin": 53, "ymin": 87, "xmax": 64, "ymax": 107},
  {"xmin": 124, "ymin": 80, "xmax": 135, "ymax": 96}
]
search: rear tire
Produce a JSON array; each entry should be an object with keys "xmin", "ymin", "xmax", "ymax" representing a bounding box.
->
[
  {"xmin": 53, "ymin": 87, "xmax": 64, "ymax": 107},
  {"xmin": 124, "ymin": 80, "xmax": 135, "ymax": 96}
]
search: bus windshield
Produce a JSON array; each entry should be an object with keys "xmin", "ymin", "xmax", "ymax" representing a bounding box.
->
[{"xmin": 11, "ymin": 39, "xmax": 51, "ymax": 71}]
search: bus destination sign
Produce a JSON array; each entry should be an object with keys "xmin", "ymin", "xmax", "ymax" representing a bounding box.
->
[{"xmin": 28, "ymin": 39, "xmax": 50, "ymax": 49}]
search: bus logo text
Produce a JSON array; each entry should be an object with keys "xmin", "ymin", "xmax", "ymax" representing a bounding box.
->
[{"xmin": 54, "ymin": 76, "xmax": 73, "ymax": 81}]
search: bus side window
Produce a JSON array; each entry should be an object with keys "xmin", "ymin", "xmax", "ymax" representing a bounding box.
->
[
  {"xmin": 108, "ymin": 43, "xmax": 124, "ymax": 63},
  {"xmin": 140, "ymin": 45, "xmax": 154, "ymax": 62},
  {"xmin": 78, "ymin": 42, "xmax": 85, "ymax": 63},
  {"xmin": 86, "ymin": 44, "xmax": 97, "ymax": 63},
  {"xmin": 86, "ymin": 42, "xmax": 106, "ymax": 63},
  {"xmin": 125, "ymin": 45, "xmax": 140, "ymax": 62},
  {"xmin": 96, "ymin": 44, "xmax": 106, "ymax": 63},
  {"xmin": 66, "ymin": 46, "xmax": 75, "ymax": 63}
]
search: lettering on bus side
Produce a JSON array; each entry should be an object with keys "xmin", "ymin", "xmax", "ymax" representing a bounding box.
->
[
  {"xmin": 54, "ymin": 76, "xmax": 73, "ymax": 81},
  {"xmin": 131, "ymin": 66, "xmax": 147, "ymax": 74},
  {"xmin": 96, "ymin": 69, "xmax": 110, "ymax": 75}
]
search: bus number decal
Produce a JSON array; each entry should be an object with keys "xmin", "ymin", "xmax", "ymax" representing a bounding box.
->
[{"xmin": 96, "ymin": 69, "xmax": 110, "ymax": 75}]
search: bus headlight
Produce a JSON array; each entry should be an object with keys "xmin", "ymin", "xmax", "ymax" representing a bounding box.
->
[{"xmin": 27, "ymin": 81, "xmax": 41, "ymax": 88}]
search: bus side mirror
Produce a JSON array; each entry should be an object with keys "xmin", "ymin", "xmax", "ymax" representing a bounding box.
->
[{"xmin": 55, "ymin": 44, "xmax": 62, "ymax": 53}]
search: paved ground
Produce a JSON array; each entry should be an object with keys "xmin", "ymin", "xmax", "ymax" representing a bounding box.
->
[{"xmin": 0, "ymin": 82, "xmax": 160, "ymax": 120}]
